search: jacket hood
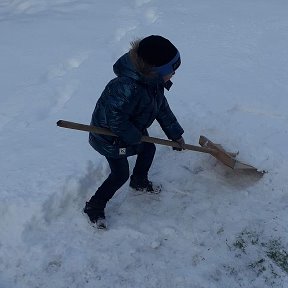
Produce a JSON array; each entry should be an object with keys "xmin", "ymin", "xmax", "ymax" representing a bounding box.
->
[
  {"xmin": 113, "ymin": 53, "xmax": 172, "ymax": 88},
  {"xmin": 113, "ymin": 53, "xmax": 141, "ymax": 81}
]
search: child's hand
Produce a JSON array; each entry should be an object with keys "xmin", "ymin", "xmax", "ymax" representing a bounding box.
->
[{"xmin": 173, "ymin": 137, "xmax": 185, "ymax": 151}]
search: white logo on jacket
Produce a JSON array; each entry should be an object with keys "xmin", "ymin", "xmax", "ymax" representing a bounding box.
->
[{"xmin": 119, "ymin": 148, "xmax": 126, "ymax": 155}]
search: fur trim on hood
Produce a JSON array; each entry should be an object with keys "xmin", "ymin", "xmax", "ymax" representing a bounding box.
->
[{"xmin": 129, "ymin": 39, "xmax": 156, "ymax": 77}]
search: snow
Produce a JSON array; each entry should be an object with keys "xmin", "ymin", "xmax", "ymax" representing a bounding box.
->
[{"xmin": 1, "ymin": 0, "xmax": 288, "ymax": 287}]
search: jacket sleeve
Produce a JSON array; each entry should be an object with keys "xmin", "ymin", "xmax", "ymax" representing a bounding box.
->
[
  {"xmin": 156, "ymin": 96, "xmax": 184, "ymax": 140},
  {"xmin": 106, "ymin": 81, "xmax": 142, "ymax": 145}
]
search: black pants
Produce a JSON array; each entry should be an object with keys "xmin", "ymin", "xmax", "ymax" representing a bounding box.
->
[{"xmin": 89, "ymin": 142, "xmax": 156, "ymax": 209}]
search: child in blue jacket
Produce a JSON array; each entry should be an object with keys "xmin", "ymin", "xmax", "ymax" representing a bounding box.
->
[{"xmin": 85, "ymin": 35, "xmax": 185, "ymax": 228}]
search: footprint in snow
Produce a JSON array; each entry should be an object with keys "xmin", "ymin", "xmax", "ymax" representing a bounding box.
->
[
  {"xmin": 112, "ymin": 1, "xmax": 159, "ymax": 43},
  {"xmin": 46, "ymin": 53, "xmax": 89, "ymax": 80},
  {"xmin": 42, "ymin": 52, "xmax": 89, "ymax": 114}
]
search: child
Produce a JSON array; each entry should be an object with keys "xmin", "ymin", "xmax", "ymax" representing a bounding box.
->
[{"xmin": 84, "ymin": 35, "xmax": 185, "ymax": 229}]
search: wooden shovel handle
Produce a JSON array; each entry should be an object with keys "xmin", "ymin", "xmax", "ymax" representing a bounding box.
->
[{"xmin": 57, "ymin": 120, "xmax": 216, "ymax": 154}]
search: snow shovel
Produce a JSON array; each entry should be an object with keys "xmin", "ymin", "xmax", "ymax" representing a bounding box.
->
[{"xmin": 57, "ymin": 120, "xmax": 262, "ymax": 173}]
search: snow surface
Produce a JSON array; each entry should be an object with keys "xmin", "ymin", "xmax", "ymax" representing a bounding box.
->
[{"xmin": 1, "ymin": 0, "xmax": 288, "ymax": 287}]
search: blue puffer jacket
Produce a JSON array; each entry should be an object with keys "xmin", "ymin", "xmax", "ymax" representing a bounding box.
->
[{"xmin": 89, "ymin": 52, "xmax": 184, "ymax": 158}]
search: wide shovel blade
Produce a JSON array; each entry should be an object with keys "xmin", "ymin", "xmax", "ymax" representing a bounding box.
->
[
  {"xmin": 199, "ymin": 135, "xmax": 263, "ymax": 173},
  {"xmin": 57, "ymin": 120, "xmax": 263, "ymax": 173}
]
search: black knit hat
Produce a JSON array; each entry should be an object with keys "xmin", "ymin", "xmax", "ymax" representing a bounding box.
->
[{"xmin": 137, "ymin": 35, "xmax": 181, "ymax": 76}]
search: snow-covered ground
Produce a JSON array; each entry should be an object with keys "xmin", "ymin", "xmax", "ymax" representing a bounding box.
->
[{"xmin": 1, "ymin": 0, "xmax": 288, "ymax": 287}]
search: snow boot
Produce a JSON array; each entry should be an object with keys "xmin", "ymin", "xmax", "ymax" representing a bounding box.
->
[
  {"xmin": 129, "ymin": 175, "xmax": 162, "ymax": 194},
  {"xmin": 83, "ymin": 202, "xmax": 107, "ymax": 229}
]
